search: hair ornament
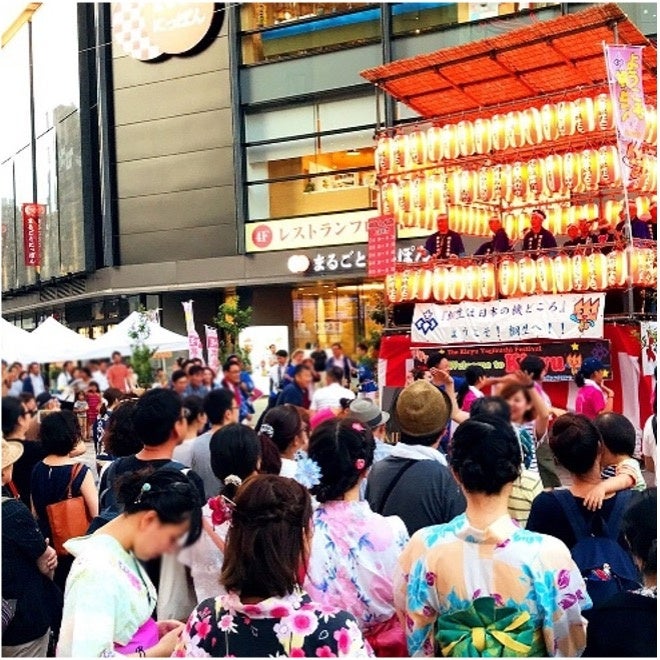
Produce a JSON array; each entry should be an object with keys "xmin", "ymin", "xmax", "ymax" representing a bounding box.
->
[
  {"xmin": 354, "ymin": 458, "xmax": 366, "ymax": 471},
  {"xmin": 259, "ymin": 423, "xmax": 275, "ymax": 438},
  {"xmin": 351, "ymin": 422, "xmax": 365, "ymax": 433},
  {"xmin": 224, "ymin": 474, "xmax": 242, "ymax": 488},
  {"xmin": 134, "ymin": 482, "xmax": 152, "ymax": 504},
  {"xmin": 293, "ymin": 457, "xmax": 322, "ymax": 489},
  {"xmin": 208, "ymin": 495, "xmax": 235, "ymax": 526}
]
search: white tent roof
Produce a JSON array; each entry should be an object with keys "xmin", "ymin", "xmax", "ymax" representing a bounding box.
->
[
  {"xmin": 1, "ymin": 318, "xmax": 39, "ymax": 364},
  {"xmin": 30, "ymin": 316, "xmax": 96, "ymax": 363},
  {"xmin": 78, "ymin": 311, "xmax": 189, "ymax": 360}
]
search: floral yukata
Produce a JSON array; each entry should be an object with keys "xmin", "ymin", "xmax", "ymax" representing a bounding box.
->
[
  {"xmin": 305, "ymin": 500, "xmax": 409, "ymax": 632},
  {"xmin": 395, "ymin": 514, "xmax": 590, "ymax": 657},
  {"xmin": 174, "ymin": 589, "xmax": 372, "ymax": 657}
]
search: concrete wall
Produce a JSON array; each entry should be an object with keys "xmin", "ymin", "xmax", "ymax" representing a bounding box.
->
[{"xmin": 112, "ymin": 18, "xmax": 236, "ymax": 265}]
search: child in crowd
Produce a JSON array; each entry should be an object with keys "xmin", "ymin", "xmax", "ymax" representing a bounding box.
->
[
  {"xmin": 85, "ymin": 382, "xmax": 102, "ymax": 441},
  {"xmin": 583, "ymin": 412, "xmax": 647, "ymax": 511},
  {"xmin": 73, "ymin": 390, "xmax": 89, "ymax": 440}
]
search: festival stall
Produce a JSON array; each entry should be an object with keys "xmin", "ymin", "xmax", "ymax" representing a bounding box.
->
[{"xmin": 360, "ymin": 3, "xmax": 657, "ymax": 429}]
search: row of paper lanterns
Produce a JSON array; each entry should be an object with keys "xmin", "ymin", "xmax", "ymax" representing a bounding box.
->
[
  {"xmin": 385, "ymin": 249, "xmax": 657, "ymax": 304},
  {"xmin": 380, "ymin": 148, "xmax": 657, "ymax": 216},
  {"xmin": 376, "ymin": 96, "xmax": 658, "ymax": 173}
]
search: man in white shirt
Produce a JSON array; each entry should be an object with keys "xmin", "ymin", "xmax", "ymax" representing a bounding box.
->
[
  {"xmin": 310, "ymin": 366, "xmax": 355, "ymax": 411},
  {"xmin": 90, "ymin": 359, "xmax": 110, "ymax": 393},
  {"xmin": 326, "ymin": 342, "xmax": 356, "ymax": 388},
  {"xmin": 267, "ymin": 349, "xmax": 288, "ymax": 407}
]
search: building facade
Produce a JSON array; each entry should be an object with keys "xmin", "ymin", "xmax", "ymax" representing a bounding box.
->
[{"xmin": 1, "ymin": 2, "xmax": 656, "ymax": 353}]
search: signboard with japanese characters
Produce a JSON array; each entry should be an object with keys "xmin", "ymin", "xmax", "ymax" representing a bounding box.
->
[
  {"xmin": 640, "ymin": 321, "xmax": 657, "ymax": 376},
  {"xmin": 411, "ymin": 293, "xmax": 605, "ymax": 344},
  {"xmin": 245, "ymin": 210, "xmax": 431, "ymax": 253},
  {"xmin": 367, "ymin": 215, "xmax": 397, "ymax": 277},
  {"xmin": 21, "ymin": 203, "xmax": 45, "ymax": 267},
  {"xmin": 309, "ymin": 248, "xmax": 366, "ymax": 274}
]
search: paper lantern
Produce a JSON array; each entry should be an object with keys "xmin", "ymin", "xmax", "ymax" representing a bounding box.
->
[
  {"xmin": 442, "ymin": 124, "xmax": 459, "ymax": 160},
  {"xmin": 491, "ymin": 114, "xmax": 508, "ymax": 151},
  {"xmin": 594, "ymin": 93, "xmax": 614, "ymax": 131},
  {"xmin": 573, "ymin": 97, "xmax": 595, "ymax": 134},
  {"xmin": 450, "ymin": 205, "xmax": 468, "ymax": 234},
  {"xmin": 464, "ymin": 264, "xmax": 481, "ymax": 301},
  {"xmin": 631, "ymin": 249, "xmax": 657, "ymax": 287},
  {"xmin": 500, "ymin": 164, "xmax": 514, "ymax": 202},
  {"xmin": 413, "ymin": 207, "xmax": 434, "ymax": 231},
  {"xmin": 586, "ymin": 253, "xmax": 608, "ymax": 291},
  {"xmin": 540, "ymin": 104, "xmax": 558, "ymax": 141},
  {"xmin": 464, "ymin": 207, "xmax": 479, "ymax": 235},
  {"xmin": 456, "ymin": 121, "xmax": 475, "ymax": 157},
  {"xmin": 410, "ymin": 177, "xmax": 429, "ymax": 211},
  {"xmin": 491, "ymin": 164, "xmax": 503, "ymax": 201},
  {"xmin": 545, "ymin": 154, "xmax": 564, "ymax": 194},
  {"xmin": 546, "ymin": 206, "xmax": 564, "ymax": 235},
  {"xmin": 380, "ymin": 182, "xmax": 399, "ymax": 216},
  {"xmin": 597, "ymin": 146, "xmax": 621, "ymax": 187},
  {"xmin": 603, "ymin": 200, "xmax": 623, "ymax": 225},
  {"xmin": 536, "ymin": 256, "xmax": 555, "ymax": 293},
  {"xmin": 474, "ymin": 208, "xmax": 490, "ymax": 236},
  {"xmin": 448, "ymin": 266, "xmax": 466, "ymax": 301},
  {"xmin": 527, "ymin": 158, "xmax": 545, "ymax": 197},
  {"xmin": 392, "ymin": 134, "xmax": 408, "ymax": 172},
  {"xmin": 385, "ymin": 273, "xmax": 396, "ymax": 302},
  {"xmin": 426, "ymin": 172, "xmax": 446, "ymax": 211},
  {"xmin": 553, "ymin": 254, "xmax": 573, "ymax": 293},
  {"xmin": 502, "ymin": 213, "xmax": 518, "ymax": 241},
  {"xmin": 556, "ymin": 101, "xmax": 575, "ymax": 138},
  {"xmin": 399, "ymin": 180, "xmax": 413, "ymax": 213},
  {"xmin": 563, "ymin": 151, "xmax": 582, "ymax": 192},
  {"xmin": 375, "ymin": 137, "xmax": 393, "ymax": 173},
  {"xmin": 473, "ymin": 118, "xmax": 492, "ymax": 154},
  {"xmin": 407, "ymin": 131, "xmax": 427, "ymax": 168},
  {"xmin": 505, "ymin": 111, "xmax": 525, "ymax": 149},
  {"xmin": 572, "ymin": 254, "xmax": 591, "ymax": 292},
  {"xmin": 498, "ymin": 259, "xmax": 519, "ymax": 297},
  {"xmin": 477, "ymin": 166, "xmax": 495, "ymax": 202},
  {"xmin": 511, "ymin": 161, "xmax": 528, "ymax": 199},
  {"xmin": 522, "ymin": 107, "xmax": 543, "ymax": 145},
  {"xmin": 386, "ymin": 271, "xmax": 412, "ymax": 303},
  {"xmin": 518, "ymin": 257, "xmax": 537, "ymax": 295},
  {"xmin": 426, "ymin": 127, "xmax": 444, "ymax": 162},
  {"xmin": 410, "ymin": 268, "xmax": 433, "ymax": 301},
  {"xmin": 479, "ymin": 263, "xmax": 497, "ymax": 300},
  {"xmin": 640, "ymin": 156, "xmax": 657, "ymax": 193},
  {"xmin": 606, "ymin": 250, "xmax": 627, "ymax": 288},
  {"xmin": 432, "ymin": 265, "xmax": 451, "ymax": 302},
  {"xmin": 580, "ymin": 149, "xmax": 600, "ymax": 192},
  {"xmin": 645, "ymin": 105, "xmax": 657, "ymax": 145},
  {"xmin": 448, "ymin": 170, "xmax": 475, "ymax": 205}
]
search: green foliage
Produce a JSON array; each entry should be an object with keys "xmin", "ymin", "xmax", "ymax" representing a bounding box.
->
[
  {"xmin": 127, "ymin": 310, "xmax": 156, "ymax": 388},
  {"xmin": 213, "ymin": 295, "xmax": 253, "ymax": 364}
]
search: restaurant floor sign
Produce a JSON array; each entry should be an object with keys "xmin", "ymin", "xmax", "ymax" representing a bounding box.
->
[{"xmin": 410, "ymin": 339, "xmax": 612, "ymax": 382}]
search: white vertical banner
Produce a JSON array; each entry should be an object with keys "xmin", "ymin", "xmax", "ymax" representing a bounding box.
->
[
  {"xmin": 205, "ymin": 325, "xmax": 220, "ymax": 374},
  {"xmin": 181, "ymin": 300, "xmax": 204, "ymax": 361}
]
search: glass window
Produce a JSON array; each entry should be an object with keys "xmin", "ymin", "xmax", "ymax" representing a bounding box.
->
[
  {"xmin": 241, "ymin": 4, "xmax": 380, "ymax": 64},
  {"xmin": 36, "ymin": 129, "xmax": 60, "ymax": 280},
  {"xmin": 13, "ymin": 146, "xmax": 37, "ymax": 289},
  {"xmin": 1, "ymin": 161, "xmax": 16, "ymax": 292},
  {"xmin": 31, "ymin": 2, "xmax": 80, "ymax": 138}
]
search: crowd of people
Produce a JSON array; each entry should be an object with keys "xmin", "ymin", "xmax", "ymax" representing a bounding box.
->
[{"xmin": 1, "ymin": 341, "xmax": 656, "ymax": 658}]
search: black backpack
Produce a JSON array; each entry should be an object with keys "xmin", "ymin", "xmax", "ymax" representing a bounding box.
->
[{"xmin": 552, "ymin": 489, "xmax": 641, "ymax": 607}]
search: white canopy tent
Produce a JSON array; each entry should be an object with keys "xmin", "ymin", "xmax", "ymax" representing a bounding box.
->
[
  {"xmin": 78, "ymin": 311, "xmax": 189, "ymax": 360},
  {"xmin": 30, "ymin": 316, "xmax": 96, "ymax": 363},
  {"xmin": 1, "ymin": 318, "xmax": 39, "ymax": 364}
]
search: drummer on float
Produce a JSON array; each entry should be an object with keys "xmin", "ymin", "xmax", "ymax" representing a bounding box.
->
[
  {"xmin": 522, "ymin": 209, "xmax": 557, "ymax": 254},
  {"xmin": 418, "ymin": 213, "xmax": 465, "ymax": 259},
  {"xmin": 474, "ymin": 216, "xmax": 512, "ymax": 256}
]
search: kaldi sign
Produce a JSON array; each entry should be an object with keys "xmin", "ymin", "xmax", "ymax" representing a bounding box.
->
[{"xmin": 21, "ymin": 203, "xmax": 45, "ymax": 267}]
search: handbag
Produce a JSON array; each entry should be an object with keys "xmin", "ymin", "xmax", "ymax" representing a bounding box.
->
[
  {"xmin": 114, "ymin": 617, "xmax": 159, "ymax": 654},
  {"xmin": 365, "ymin": 615, "xmax": 407, "ymax": 657},
  {"xmin": 45, "ymin": 463, "xmax": 91, "ymax": 555}
]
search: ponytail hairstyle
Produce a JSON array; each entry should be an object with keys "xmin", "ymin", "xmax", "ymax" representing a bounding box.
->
[
  {"xmin": 575, "ymin": 357, "xmax": 604, "ymax": 389},
  {"xmin": 116, "ymin": 467, "xmax": 202, "ymax": 546},
  {"xmin": 182, "ymin": 394, "xmax": 205, "ymax": 425},
  {"xmin": 257, "ymin": 405, "xmax": 303, "ymax": 475},
  {"xmin": 210, "ymin": 423, "xmax": 261, "ymax": 499},
  {"xmin": 309, "ymin": 417, "xmax": 375, "ymax": 502},
  {"xmin": 221, "ymin": 474, "xmax": 312, "ymax": 599},
  {"xmin": 457, "ymin": 365, "xmax": 486, "ymax": 408}
]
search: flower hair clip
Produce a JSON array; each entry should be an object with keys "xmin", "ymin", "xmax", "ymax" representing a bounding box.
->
[
  {"xmin": 352, "ymin": 422, "xmax": 365, "ymax": 433},
  {"xmin": 224, "ymin": 474, "xmax": 242, "ymax": 488},
  {"xmin": 259, "ymin": 423, "xmax": 274, "ymax": 438},
  {"xmin": 294, "ymin": 457, "xmax": 322, "ymax": 489},
  {"xmin": 134, "ymin": 482, "xmax": 151, "ymax": 504},
  {"xmin": 208, "ymin": 495, "xmax": 235, "ymax": 526},
  {"xmin": 355, "ymin": 459, "xmax": 366, "ymax": 471}
]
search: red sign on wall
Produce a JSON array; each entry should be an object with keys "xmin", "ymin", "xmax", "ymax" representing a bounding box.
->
[
  {"xmin": 367, "ymin": 215, "xmax": 397, "ymax": 278},
  {"xmin": 21, "ymin": 203, "xmax": 45, "ymax": 267}
]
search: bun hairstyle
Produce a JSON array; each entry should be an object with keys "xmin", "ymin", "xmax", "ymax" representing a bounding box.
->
[
  {"xmin": 622, "ymin": 488, "xmax": 657, "ymax": 576},
  {"xmin": 182, "ymin": 394, "xmax": 205, "ymax": 424},
  {"xmin": 116, "ymin": 467, "xmax": 202, "ymax": 546},
  {"xmin": 549, "ymin": 413, "xmax": 601, "ymax": 476},
  {"xmin": 449, "ymin": 418, "xmax": 521, "ymax": 494},
  {"xmin": 209, "ymin": 423, "xmax": 261, "ymax": 499},
  {"xmin": 258, "ymin": 405, "xmax": 303, "ymax": 475},
  {"xmin": 308, "ymin": 417, "xmax": 375, "ymax": 503},
  {"xmin": 221, "ymin": 474, "xmax": 312, "ymax": 599}
]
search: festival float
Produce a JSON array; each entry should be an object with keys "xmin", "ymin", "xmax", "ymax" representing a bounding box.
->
[{"xmin": 360, "ymin": 3, "xmax": 657, "ymax": 429}]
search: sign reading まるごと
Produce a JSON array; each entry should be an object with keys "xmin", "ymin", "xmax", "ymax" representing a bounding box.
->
[{"xmin": 112, "ymin": 3, "xmax": 222, "ymax": 61}]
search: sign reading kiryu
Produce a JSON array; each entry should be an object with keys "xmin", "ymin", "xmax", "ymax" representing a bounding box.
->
[{"xmin": 22, "ymin": 203, "xmax": 45, "ymax": 267}]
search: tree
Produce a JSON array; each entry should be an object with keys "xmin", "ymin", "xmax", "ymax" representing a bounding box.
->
[
  {"xmin": 213, "ymin": 295, "xmax": 253, "ymax": 364},
  {"xmin": 127, "ymin": 310, "xmax": 155, "ymax": 388}
]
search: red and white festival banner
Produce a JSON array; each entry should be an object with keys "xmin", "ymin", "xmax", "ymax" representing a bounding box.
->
[
  {"xmin": 181, "ymin": 300, "xmax": 204, "ymax": 361},
  {"xmin": 22, "ymin": 203, "xmax": 45, "ymax": 267},
  {"xmin": 367, "ymin": 215, "xmax": 397, "ymax": 278},
  {"xmin": 205, "ymin": 325, "xmax": 220, "ymax": 374},
  {"xmin": 603, "ymin": 44, "xmax": 646, "ymax": 189}
]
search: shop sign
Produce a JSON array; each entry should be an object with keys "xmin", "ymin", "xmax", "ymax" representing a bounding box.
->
[
  {"xmin": 112, "ymin": 2, "xmax": 221, "ymax": 62},
  {"xmin": 246, "ymin": 211, "xmax": 431, "ymax": 253},
  {"xmin": 411, "ymin": 293, "xmax": 605, "ymax": 345},
  {"xmin": 22, "ymin": 203, "xmax": 45, "ymax": 267},
  {"xmin": 311, "ymin": 249, "xmax": 367, "ymax": 273},
  {"xmin": 409, "ymin": 339, "xmax": 611, "ymax": 382},
  {"xmin": 367, "ymin": 215, "xmax": 396, "ymax": 277}
]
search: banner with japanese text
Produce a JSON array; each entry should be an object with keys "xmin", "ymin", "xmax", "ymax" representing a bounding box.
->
[
  {"xmin": 640, "ymin": 321, "xmax": 657, "ymax": 376},
  {"xmin": 604, "ymin": 44, "xmax": 646, "ymax": 188},
  {"xmin": 411, "ymin": 293, "xmax": 605, "ymax": 344},
  {"xmin": 22, "ymin": 203, "xmax": 45, "ymax": 267},
  {"xmin": 367, "ymin": 215, "xmax": 397, "ymax": 277},
  {"xmin": 181, "ymin": 300, "xmax": 204, "ymax": 361},
  {"xmin": 205, "ymin": 325, "xmax": 220, "ymax": 373}
]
